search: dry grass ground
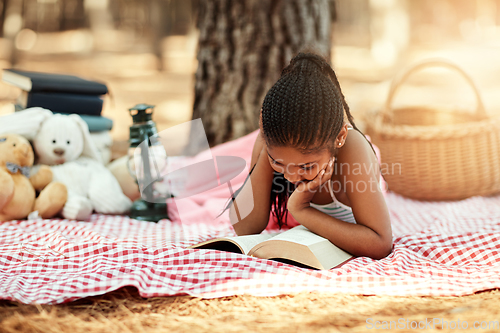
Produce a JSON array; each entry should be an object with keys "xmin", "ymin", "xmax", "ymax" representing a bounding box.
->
[{"xmin": 1, "ymin": 287, "xmax": 500, "ymax": 333}]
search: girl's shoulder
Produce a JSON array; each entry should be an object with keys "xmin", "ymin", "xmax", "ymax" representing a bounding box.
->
[
  {"xmin": 337, "ymin": 128, "xmax": 379, "ymax": 177},
  {"xmin": 340, "ymin": 128, "xmax": 374, "ymax": 156}
]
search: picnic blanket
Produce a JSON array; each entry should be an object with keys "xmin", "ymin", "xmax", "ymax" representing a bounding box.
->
[{"xmin": 1, "ymin": 130, "xmax": 500, "ymax": 304}]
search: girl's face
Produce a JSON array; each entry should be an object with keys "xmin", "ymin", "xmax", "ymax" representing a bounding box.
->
[{"xmin": 266, "ymin": 145, "xmax": 333, "ymax": 184}]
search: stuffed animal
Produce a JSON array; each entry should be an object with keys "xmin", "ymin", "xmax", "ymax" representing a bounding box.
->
[
  {"xmin": 32, "ymin": 113, "xmax": 132, "ymax": 220},
  {"xmin": 108, "ymin": 155, "xmax": 141, "ymax": 202},
  {"xmin": 90, "ymin": 131, "xmax": 113, "ymax": 165},
  {"xmin": 0, "ymin": 107, "xmax": 53, "ymax": 140},
  {"xmin": 0, "ymin": 134, "xmax": 67, "ymax": 221}
]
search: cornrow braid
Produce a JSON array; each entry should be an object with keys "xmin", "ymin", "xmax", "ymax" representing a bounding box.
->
[{"xmin": 322, "ymin": 59, "xmax": 381, "ymax": 161}]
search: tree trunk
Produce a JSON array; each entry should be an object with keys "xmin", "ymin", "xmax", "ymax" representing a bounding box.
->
[{"xmin": 193, "ymin": 0, "xmax": 334, "ymax": 147}]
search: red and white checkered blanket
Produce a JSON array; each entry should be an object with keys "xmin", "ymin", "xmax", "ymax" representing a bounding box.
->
[{"xmin": 1, "ymin": 131, "xmax": 500, "ymax": 304}]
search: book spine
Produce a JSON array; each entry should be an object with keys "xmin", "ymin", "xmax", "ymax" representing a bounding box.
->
[
  {"xmin": 30, "ymin": 78, "xmax": 108, "ymax": 95},
  {"xmin": 26, "ymin": 92, "xmax": 103, "ymax": 116},
  {"xmin": 57, "ymin": 114, "xmax": 113, "ymax": 132}
]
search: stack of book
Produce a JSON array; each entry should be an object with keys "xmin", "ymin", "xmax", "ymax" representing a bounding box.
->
[{"xmin": 2, "ymin": 69, "xmax": 113, "ymax": 132}]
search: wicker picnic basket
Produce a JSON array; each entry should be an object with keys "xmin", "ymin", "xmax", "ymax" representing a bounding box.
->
[{"xmin": 365, "ymin": 59, "xmax": 500, "ymax": 201}]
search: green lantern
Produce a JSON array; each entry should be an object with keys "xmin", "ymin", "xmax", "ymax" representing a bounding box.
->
[{"xmin": 127, "ymin": 103, "xmax": 169, "ymax": 222}]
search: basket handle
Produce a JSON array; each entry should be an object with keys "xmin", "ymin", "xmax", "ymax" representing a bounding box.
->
[{"xmin": 383, "ymin": 58, "xmax": 488, "ymax": 120}]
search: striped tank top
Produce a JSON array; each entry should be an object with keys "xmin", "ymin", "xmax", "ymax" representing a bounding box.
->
[{"xmin": 309, "ymin": 179, "xmax": 356, "ymax": 224}]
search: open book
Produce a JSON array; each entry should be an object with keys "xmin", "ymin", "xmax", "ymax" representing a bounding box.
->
[{"xmin": 189, "ymin": 225, "xmax": 353, "ymax": 270}]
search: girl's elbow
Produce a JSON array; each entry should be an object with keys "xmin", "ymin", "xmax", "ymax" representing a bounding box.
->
[
  {"xmin": 371, "ymin": 237, "xmax": 393, "ymax": 260},
  {"xmin": 230, "ymin": 209, "xmax": 268, "ymax": 236},
  {"xmin": 232, "ymin": 219, "xmax": 265, "ymax": 236}
]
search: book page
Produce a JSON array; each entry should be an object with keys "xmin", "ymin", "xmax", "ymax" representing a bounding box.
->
[
  {"xmin": 190, "ymin": 233, "xmax": 276, "ymax": 254},
  {"xmin": 2, "ymin": 70, "xmax": 32, "ymax": 91},
  {"xmin": 222, "ymin": 233, "xmax": 277, "ymax": 254},
  {"xmin": 269, "ymin": 225, "xmax": 328, "ymax": 246},
  {"xmin": 248, "ymin": 225, "xmax": 353, "ymax": 270}
]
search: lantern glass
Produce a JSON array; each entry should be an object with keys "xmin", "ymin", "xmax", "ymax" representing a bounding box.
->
[{"xmin": 127, "ymin": 137, "xmax": 169, "ymax": 203}]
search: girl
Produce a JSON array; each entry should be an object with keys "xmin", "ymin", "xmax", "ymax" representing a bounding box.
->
[{"xmin": 228, "ymin": 52, "xmax": 392, "ymax": 260}]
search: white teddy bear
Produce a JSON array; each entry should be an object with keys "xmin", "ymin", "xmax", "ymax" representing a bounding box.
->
[
  {"xmin": 0, "ymin": 108, "xmax": 132, "ymax": 220},
  {"xmin": 34, "ymin": 113, "xmax": 132, "ymax": 220}
]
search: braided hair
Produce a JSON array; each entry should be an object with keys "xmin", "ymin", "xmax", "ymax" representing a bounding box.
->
[
  {"xmin": 261, "ymin": 52, "xmax": 377, "ymax": 229},
  {"xmin": 222, "ymin": 52, "xmax": 378, "ymax": 229}
]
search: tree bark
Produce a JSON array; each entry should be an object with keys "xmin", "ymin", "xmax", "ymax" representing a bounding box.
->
[{"xmin": 193, "ymin": 0, "xmax": 333, "ymax": 147}]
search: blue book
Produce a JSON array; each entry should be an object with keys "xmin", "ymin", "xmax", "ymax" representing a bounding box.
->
[
  {"xmin": 20, "ymin": 91, "xmax": 104, "ymax": 116},
  {"xmin": 60, "ymin": 114, "xmax": 113, "ymax": 132},
  {"xmin": 2, "ymin": 69, "xmax": 108, "ymax": 95},
  {"xmin": 12, "ymin": 108, "xmax": 113, "ymax": 132}
]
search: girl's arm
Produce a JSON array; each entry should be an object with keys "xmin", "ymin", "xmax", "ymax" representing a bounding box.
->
[
  {"xmin": 287, "ymin": 131, "xmax": 393, "ymax": 259},
  {"xmin": 230, "ymin": 132, "xmax": 275, "ymax": 235}
]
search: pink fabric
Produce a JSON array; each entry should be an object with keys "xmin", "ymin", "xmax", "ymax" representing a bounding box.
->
[{"xmin": 1, "ymin": 130, "xmax": 500, "ymax": 304}]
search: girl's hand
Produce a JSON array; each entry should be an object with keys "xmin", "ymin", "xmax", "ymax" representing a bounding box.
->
[{"xmin": 287, "ymin": 158, "xmax": 334, "ymax": 215}]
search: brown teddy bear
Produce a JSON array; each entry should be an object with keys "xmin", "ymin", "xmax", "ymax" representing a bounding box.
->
[{"xmin": 0, "ymin": 134, "xmax": 67, "ymax": 221}]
